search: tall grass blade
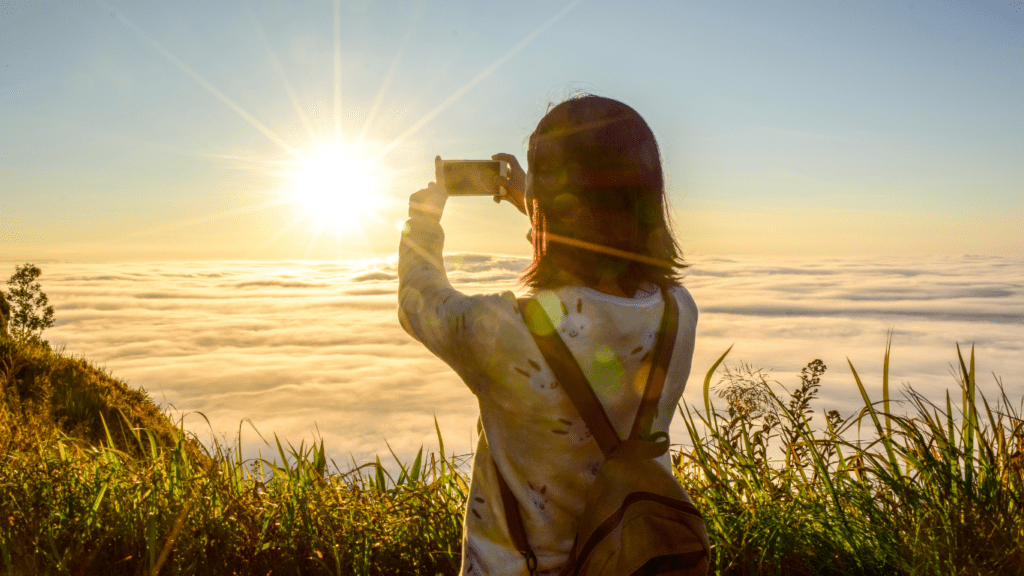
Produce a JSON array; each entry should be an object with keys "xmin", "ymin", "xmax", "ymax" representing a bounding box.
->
[
  {"xmin": 943, "ymin": 390, "xmax": 961, "ymax": 495},
  {"xmin": 960, "ymin": 344, "xmax": 978, "ymax": 493},
  {"xmin": 434, "ymin": 415, "xmax": 445, "ymax": 458},
  {"xmin": 703, "ymin": 345, "xmax": 733, "ymax": 432},
  {"xmin": 99, "ymin": 411, "xmax": 115, "ymax": 451},
  {"xmin": 89, "ymin": 483, "xmax": 108, "ymax": 520},
  {"xmin": 883, "ymin": 331, "xmax": 892, "ymax": 439},
  {"xmin": 383, "ymin": 438, "xmax": 410, "ymax": 487},
  {"xmin": 147, "ymin": 428, "xmax": 158, "ymax": 460},
  {"xmin": 848, "ymin": 358, "xmax": 901, "ymax": 479},
  {"xmin": 410, "ymin": 445, "xmax": 423, "ymax": 484},
  {"xmin": 274, "ymin": 434, "xmax": 292, "ymax": 482}
]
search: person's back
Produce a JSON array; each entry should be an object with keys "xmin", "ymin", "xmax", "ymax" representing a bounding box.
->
[{"xmin": 398, "ymin": 94, "xmax": 700, "ymax": 575}]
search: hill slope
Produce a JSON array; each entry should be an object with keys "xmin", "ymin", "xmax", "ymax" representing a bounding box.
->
[{"xmin": 0, "ymin": 335, "xmax": 209, "ymax": 464}]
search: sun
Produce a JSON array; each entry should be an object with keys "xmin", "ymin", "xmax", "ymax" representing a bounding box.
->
[{"xmin": 284, "ymin": 142, "xmax": 386, "ymax": 233}]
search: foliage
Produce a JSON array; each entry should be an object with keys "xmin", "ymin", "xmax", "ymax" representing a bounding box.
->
[
  {"xmin": 678, "ymin": 341, "xmax": 1024, "ymax": 575},
  {"xmin": 1, "ymin": 335, "xmax": 1021, "ymax": 575},
  {"xmin": 3, "ymin": 263, "xmax": 56, "ymax": 343}
]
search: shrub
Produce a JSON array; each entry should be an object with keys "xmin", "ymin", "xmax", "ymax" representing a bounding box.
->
[{"xmin": 3, "ymin": 262, "xmax": 56, "ymax": 343}]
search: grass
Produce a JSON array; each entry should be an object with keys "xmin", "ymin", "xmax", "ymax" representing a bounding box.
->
[
  {"xmin": 677, "ymin": 341, "xmax": 1023, "ymax": 575},
  {"xmin": 1, "ymin": 334, "xmax": 1021, "ymax": 575}
]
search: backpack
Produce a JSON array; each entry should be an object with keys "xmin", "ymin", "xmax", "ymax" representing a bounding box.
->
[{"xmin": 495, "ymin": 286, "xmax": 711, "ymax": 576}]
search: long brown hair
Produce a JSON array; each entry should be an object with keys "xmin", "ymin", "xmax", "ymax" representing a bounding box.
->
[{"xmin": 520, "ymin": 94, "xmax": 688, "ymax": 295}]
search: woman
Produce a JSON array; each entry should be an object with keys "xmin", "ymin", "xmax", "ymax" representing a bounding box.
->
[{"xmin": 398, "ymin": 94, "xmax": 699, "ymax": 575}]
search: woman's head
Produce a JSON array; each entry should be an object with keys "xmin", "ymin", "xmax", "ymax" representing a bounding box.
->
[{"xmin": 521, "ymin": 94, "xmax": 687, "ymax": 294}]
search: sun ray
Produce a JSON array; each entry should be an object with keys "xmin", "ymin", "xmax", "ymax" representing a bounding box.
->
[
  {"xmin": 247, "ymin": 7, "xmax": 317, "ymax": 141},
  {"xmin": 103, "ymin": 2, "xmax": 299, "ymax": 158},
  {"xmin": 370, "ymin": 0, "xmax": 585, "ymax": 164},
  {"xmin": 320, "ymin": 215, "xmax": 381, "ymax": 261},
  {"xmin": 334, "ymin": 0, "xmax": 343, "ymax": 145},
  {"xmin": 301, "ymin": 221, "xmax": 328, "ymax": 259},
  {"xmin": 205, "ymin": 152, "xmax": 284, "ymax": 168},
  {"xmin": 356, "ymin": 0, "xmax": 426, "ymax": 146},
  {"xmin": 116, "ymin": 196, "xmax": 292, "ymax": 243}
]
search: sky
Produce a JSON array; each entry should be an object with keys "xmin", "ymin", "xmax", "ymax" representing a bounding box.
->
[
  {"xmin": 2, "ymin": 0, "xmax": 1022, "ymax": 261},
  {"xmin": 4, "ymin": 256, "xmax": 1020, "ymax": 472}
]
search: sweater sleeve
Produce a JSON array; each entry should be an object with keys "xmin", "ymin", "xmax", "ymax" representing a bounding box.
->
[{"xmin": 397, "ymin": 213, "xmax": 522, "ymax": 394}]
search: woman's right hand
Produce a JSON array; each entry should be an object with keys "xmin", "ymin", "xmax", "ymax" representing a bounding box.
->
[
  {"xmin": 491, "ymin": 153, "xmax": 527, "ymax": 216},
  {"xmin": 407, "ymin": 156, "xmax": 448, "ymax": 221}
]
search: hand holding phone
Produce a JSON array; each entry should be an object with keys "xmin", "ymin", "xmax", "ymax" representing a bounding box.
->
[
  {"xmin": 408, "ymin": 156, "xmax": 448, "ymax": 220},
  {"xmin": 490, "ymin": 153, "xmax": 527, "ymax": 215}
]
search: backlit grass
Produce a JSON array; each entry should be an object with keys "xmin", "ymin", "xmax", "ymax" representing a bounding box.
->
[{"xmin": 1, "ymin": 335, "xmax": 1021, "ymax": 575}]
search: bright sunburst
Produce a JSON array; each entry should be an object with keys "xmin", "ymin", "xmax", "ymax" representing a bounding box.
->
[
  {"xmin": 108, "ymin": 0, "xmax": 579, "ymax": 257},
  {"xmin": 284, "ymin": 142, "xmax": 386, "ymax": 233}
]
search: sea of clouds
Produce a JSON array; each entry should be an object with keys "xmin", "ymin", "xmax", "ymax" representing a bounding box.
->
[{"xmin": 8, "ymin": 254, "xmax": 1022, "ymax": 474}]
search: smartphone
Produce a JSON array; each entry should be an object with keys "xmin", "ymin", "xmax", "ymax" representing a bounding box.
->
[{"xmin": 442, "ymin": 160, "xmax": 507, "ymax": 196}]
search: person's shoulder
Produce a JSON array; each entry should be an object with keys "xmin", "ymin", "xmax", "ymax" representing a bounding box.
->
[
  {"xmin": 458, "ymin": 291, "xmax": 537, "ymax": 368},
  {"xmin": 462, "ymin": 290, "xmax": 525, "ymax": 329},
  {"xmin": 668, "ymin": 284, "xmax": 698, "ymax": 321}
]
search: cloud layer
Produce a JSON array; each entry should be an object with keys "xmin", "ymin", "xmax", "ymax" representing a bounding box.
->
[{"xmin": 6, "ymin": 254, "xmax": 1021, "ymax": 473}]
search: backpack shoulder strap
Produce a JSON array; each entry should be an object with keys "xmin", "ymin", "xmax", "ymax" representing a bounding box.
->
[
  {"xmin": 495, "ymin": 463, "xmax": 539, "ymax": 575},
  {"xmin": 520, "ymin": 297, "xmax": 622, "ymax": 457},
  {"xmin": 628, "ymin": 285, "xmax": 679, "ymax": 442}
]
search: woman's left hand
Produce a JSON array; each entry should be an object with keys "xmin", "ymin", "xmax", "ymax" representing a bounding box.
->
[
  {"xmin": 408, "ymin": 156, "xmax": 448, "ymax": 220},
  {"xmin": 491, "ymin": 153, "xmax": 527, "ymax": 216}
]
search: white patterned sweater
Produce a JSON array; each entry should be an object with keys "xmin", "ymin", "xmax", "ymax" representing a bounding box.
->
[{"xmin": 397, "ymin": 213, "xmax": 698, "ymax": 576}]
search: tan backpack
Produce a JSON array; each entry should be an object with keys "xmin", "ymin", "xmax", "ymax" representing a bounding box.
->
[{"xmin": 496, "ymin": 286, "xmax": 710, "ymax": 576}]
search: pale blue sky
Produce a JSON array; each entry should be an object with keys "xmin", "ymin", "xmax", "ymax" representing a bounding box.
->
[{"xmin": 1, "ymin": 0, "xmax": 1021, "ymax": 260}]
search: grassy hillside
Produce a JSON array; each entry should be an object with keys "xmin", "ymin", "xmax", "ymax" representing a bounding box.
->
[
  {"xmin": 0, "ymin": 336, "xmax": 208, "ymax": 463},
  {"xmin": 1, "ymin": 333, "xmax": 1022, "ymax": 575}
]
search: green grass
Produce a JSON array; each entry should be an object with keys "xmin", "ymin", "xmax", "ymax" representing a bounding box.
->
[{"xmin": 1, "ymin": 334, "xmax": 1021, "ymax": 575}]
